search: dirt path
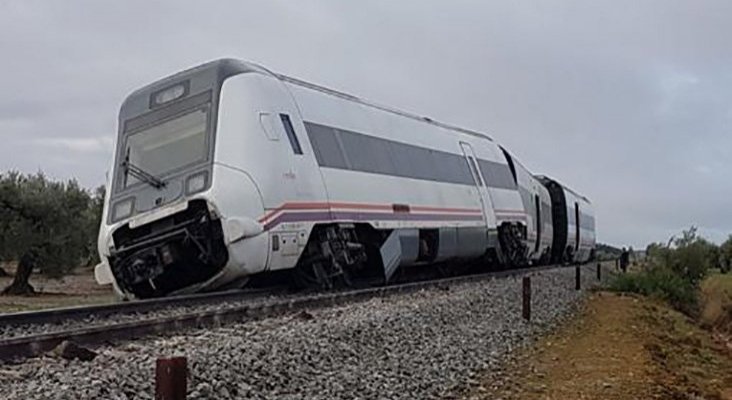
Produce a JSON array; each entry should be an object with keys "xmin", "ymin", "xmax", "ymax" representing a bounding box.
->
[{"xmin": 469, "ymin": 291, "xmax": 732, "ymax": 400}]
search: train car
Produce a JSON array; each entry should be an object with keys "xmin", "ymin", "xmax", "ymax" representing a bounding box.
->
[
  {"xmin": 94, "ymin": 58, "xmax": 590, "ymax": 299},
  {"xmin": 538, "ymin": 176, "xmax": 596, "ymax": 264},
  {"xmin": 499, "ymin": 148, "xmax": 553, "ymax": 264}
]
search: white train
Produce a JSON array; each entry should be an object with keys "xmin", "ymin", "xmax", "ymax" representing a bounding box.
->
[{"xmin": 95, "ymin": 59, "xmax": 596, "ymax": 299}]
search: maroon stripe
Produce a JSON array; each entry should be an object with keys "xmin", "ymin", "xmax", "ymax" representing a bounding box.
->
[
  {"xmin": 263, "ymin": 210, "xmax": 484, "ymax": 231},
  {"xmin": 263, "ymin": 211, "xmax": 332, "ymax": 231}
]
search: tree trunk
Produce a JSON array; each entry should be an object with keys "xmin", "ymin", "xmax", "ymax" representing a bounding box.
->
[{"xmin": 1, "ymin": 252, "xmax": 36, "ymax": 296}]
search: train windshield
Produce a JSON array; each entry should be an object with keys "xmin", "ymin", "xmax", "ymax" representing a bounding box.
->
[{"xmin": 121, "ymin": 108, "xmax": 208, "ymax": 189}]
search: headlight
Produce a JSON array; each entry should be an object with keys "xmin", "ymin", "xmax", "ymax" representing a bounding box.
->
[
  {"xmin": 152, "ymin": 82, "xmax": 188, "ymax": 106},
  {"xmin": 112, "ymin": 198, "xmax": 134, "ymax": 222},
  {"xmin": 186, "ymin": 172, "xmax": 208, "ymax": 194}
]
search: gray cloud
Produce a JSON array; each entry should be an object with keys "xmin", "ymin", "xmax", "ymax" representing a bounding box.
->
[{"xmin": 1, "ymin": 0, "xmax": 730, "ymax": 247}]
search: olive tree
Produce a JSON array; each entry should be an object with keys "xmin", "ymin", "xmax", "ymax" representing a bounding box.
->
[
  {"xmin": 666, "ymin": 226, "xmax": 717, "ymax": 284},
  {"xmin": 0, "ymin": 172, "xmax": 103, "ymax": 295}
]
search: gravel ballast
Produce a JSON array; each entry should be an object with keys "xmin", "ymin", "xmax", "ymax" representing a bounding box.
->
[
  {"xmin": 0, "ymin": 264, "xmax": 609, "ymax": 400},
  {"xmin": 0, "ymin": 292, "xmax": 291, "ymax": 341}
]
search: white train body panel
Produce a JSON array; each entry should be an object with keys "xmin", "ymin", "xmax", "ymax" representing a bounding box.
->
[
  {"xmin": 95, "ymin": 59, "xmax": 594, "ymax": 299},
  {"xmin": 563, "ymin": 187, "xmax": 595, "ymax": 263},
  {"xmin": 537, "ymin": 175, "xmax": 596, "ymax": 264}
]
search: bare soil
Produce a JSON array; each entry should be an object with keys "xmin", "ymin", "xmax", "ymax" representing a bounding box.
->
[
  {"xmin": 469, "ymin": 291, "xmax": 732, "ymax": 400},
  {"xmin": 0, "ymin": 263, "xmax": 114, "ymax": 313}
]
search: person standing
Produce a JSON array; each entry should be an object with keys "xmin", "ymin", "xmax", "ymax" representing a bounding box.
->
[{"xmin": 620, "ymin": 248, "xmax": 630, "ymax": 273}]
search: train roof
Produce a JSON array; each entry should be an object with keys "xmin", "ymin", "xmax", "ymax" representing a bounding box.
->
[
  {"xmin": 274, "ymin": 73, "xmax": 494, "ymax": 142},
  {"xmin": 535, "ymin": 175, "xmax": 592, "ymax": 204},
  {"xmin": 124, "ymin": 58, "xmax": 494, "ymax": 142}
]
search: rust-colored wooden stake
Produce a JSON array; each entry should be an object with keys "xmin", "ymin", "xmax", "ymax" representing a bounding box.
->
[
  {"xmin": 156, "ymin": 357, "xmax": 187, "ymax": 400},
  {"xmin": 522, "ymin": 276, "xmax": 531, "ymax": 321}
]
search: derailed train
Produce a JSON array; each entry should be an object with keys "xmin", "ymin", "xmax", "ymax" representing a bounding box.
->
[{"xmin": 94, "ymin": 59, "xmax": 596, "ymax": 299}]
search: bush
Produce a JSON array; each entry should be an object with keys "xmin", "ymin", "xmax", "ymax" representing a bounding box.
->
[
  {"xmin": 610, "ymin": 266, "xmax": 698, "ymax": 314},
  {"xmin": 611, "ymin": 227, "xmax": 717, "ymax": 315}
]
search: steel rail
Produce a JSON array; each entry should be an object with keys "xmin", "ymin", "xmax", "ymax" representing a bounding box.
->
[
  {"xmin": 0, "ymin": 263, "xmax": 589, "ymax": 362},
  {"xmin": 0, "ymin": 287, "xmax": 282, "ymax": 327}
]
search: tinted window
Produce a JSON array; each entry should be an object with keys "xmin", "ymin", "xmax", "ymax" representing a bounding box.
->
[
  {"xmin": 387, "ymin": 140, "xmax": 418, "ymax": 178},
  {"xmin": 478, "ymin": 159, "xmax": 517, "ymax": 190},
  {"xmin": 339, "ymin": 129, "xmax": 396, "ymax": 175},
  {"xmin": 394, "ymin": 141, "xmax": 433, "ymax": 180},
  {"xmin": 304, "ymin": 122, "xmax": 348, "ymax": 168},
  {"xmin": 304, "ymin": 120, "xmax": 517, "ymax": 189},
  {"xmin": 579, "ymin": 213, "xmax": 595, "ymax": 230},
  {"xmin": 121, "ymin": 108, "xmax": 208, "ymax": 189},
  {"xmin": 280, "ymin": 114, "xmax": 303, "ymax": 155}
]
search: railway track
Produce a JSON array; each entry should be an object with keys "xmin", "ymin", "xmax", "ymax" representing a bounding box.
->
[
  {"xmin": 0, "ymin": 263, "xmax": 589, "ymax": 362},
  {"xmin": 0, "ymin": 287, "xmax": 282, "ymax": 327}
]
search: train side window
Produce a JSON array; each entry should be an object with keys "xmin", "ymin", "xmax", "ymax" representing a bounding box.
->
[
  {"xmin": 339, "ymin": 129, "xmax": 396, "ymax": 175},
  {"xmin": 478, "ymin": 159, "xmax": 516, "ymax": 190},
  {"xmin": 279, "ymin": 114, "xmax": 303, "ymax": 155},
  {"xmin": 304, "ymin": 122, "xmax": 348, "ymax": 168}
]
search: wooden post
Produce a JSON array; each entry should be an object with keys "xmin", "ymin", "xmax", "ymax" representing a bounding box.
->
[
  {"xmin": 575, "ymin": 265, "xmax": 581, "ymax": 290},
  {"xmin": 522, "ymin": 276, "xmax": 531, "ymax": 321},
  {"xmin": 597, "ymin": 262, "xmax": 601, "ymax": 281},
  {"xmin": 156, "ymin": 357, "xmax": 187, "ymax": 400}
]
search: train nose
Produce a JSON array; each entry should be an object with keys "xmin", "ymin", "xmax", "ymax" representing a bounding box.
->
[
  {"xmin": 222, "ymin": 217, "xmax": 264, "ymax": 244},
  {"xmin": 219, "ymin": 215, "xmax": 269, "ymax": 277}
]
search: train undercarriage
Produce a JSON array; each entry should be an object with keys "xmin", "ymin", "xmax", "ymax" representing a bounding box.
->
[
  {"xmin": 107, "ymin": 201, "xmax": 540, "ymax": 299},
  {"xmin": 497, "ymin": 222, "xmax": 530, "ymax": 267},
  {"xmin": 109, "ymin": 200, "xmax": 229, "ymax": 298},
  {"xmin": 290, "ymin": 223, "xmax": 510, "ymax": 290}
]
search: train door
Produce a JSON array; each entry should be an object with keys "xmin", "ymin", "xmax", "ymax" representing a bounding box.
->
[{"xmin": 459, "ymin": 142, "xmax": 496, "ymax": 227}]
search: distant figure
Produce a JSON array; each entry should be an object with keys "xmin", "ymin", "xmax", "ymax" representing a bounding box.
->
[{"xmin": 620, "ymin": 248, "xmax": 630, "ymax": 273}]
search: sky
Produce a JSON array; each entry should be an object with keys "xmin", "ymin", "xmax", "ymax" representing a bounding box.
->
[{"xmin": 1, "ymin": 0, "xmax": 731, "ymax": 248}]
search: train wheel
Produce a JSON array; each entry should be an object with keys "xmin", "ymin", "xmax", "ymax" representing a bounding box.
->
[
  {"xmin": 293, "ymin": 262, "xmax": 330, "ymax": 290},
  {"xmin": 292, "ymin": 224, "xmax": 365, "ymax": 290},
  {"xmin": 497, "ymin": 223, "xmax": 529, "ymax": 267},
  {"xmin": 293, "ymin": 259, "xmax": 353, "ymax": 290}
]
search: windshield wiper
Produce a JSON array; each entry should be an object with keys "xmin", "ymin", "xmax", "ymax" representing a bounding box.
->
[{"xmin": 122, "ymin": 154, "xmax": 166, "ymax": 189}]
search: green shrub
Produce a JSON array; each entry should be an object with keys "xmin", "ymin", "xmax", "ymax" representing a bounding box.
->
[
  {"xmin": 612, "ymin": 227, "xmax": 717, "ymax": 315},
  {"xmin": 609, "ymin": 266, "xmax": 698, "ymax": 314}
]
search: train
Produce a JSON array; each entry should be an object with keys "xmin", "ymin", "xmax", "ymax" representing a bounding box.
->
[{"xmin": 94, "ymin": 58, "xmax": 596, "ymax": 299}]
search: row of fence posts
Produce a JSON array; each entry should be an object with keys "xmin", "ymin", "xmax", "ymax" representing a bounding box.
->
[
  {"xmin": 154, "ymin": 261, "xmax": 607, "ymax": 398},
  {"xmin": 522, "ymin": 262, "xmax": 603, "ymax": 322}
]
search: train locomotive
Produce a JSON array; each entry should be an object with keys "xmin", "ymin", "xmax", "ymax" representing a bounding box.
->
[{"xmin": 94, "ymin": 59, "xmax": 596, "ymax": 299}]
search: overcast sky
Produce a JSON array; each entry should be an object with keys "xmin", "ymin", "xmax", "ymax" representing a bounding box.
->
[{"xmin": 1, "ymin": 1, "xmax": 731, "ymax": 247}]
